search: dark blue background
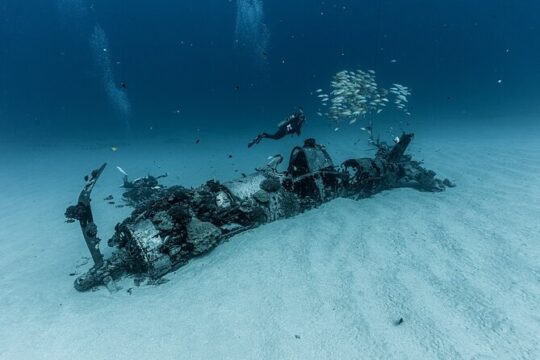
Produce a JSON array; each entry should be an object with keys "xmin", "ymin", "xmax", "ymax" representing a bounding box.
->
[{"xmin": 1, "ymin": 0, "xmax": 539, "ymax": 138}]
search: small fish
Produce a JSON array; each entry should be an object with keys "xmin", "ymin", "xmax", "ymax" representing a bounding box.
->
[
  {"xmin": 116, "ymin": 166, "xmax": 128, "ymax": 176},
  {"xmin": 316, "ymin": 88, "xmax": 323, "ymax": 93},
  {"xmin": 266, "ymin": 154, "xmax": 283, "ymax": 169},
  {"xmin": 377, "ymin": 109, "xmax": 383, "ymax": 114},
  {"xmin": 120, "ymin": 82, "xmax": 127, "ymax": 89},
  {"xmin": 111, "ymin": 146, "xmax": 118, "ymax": 152}
]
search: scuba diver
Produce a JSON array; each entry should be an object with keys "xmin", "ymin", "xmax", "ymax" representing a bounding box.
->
[{"xmin": 248, "ymin": 109, "xmax": 306, "ymax": 147}]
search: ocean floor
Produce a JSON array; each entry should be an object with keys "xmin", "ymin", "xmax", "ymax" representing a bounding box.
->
[{"xmin": 0, "ymin": 127, "xmax": 539, "ymax": 359}]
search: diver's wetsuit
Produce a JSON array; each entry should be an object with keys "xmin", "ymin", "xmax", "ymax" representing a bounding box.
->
[{"xmin": 248, "ymin": 110, "xmax": 306, "ymax": 147}]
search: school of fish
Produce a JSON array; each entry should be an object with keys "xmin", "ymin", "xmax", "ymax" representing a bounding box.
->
[{"xmin": 315, "ymin": 69, "xmax": 411, "ymax": 129}]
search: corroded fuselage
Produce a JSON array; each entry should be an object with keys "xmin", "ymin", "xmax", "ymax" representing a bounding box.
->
[{"xmin": 66, "ymin": 135, "xmax": 454, "ymax": 292}]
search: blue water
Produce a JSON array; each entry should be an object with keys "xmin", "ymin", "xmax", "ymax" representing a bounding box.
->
[
  {"xmin": 2, "ymin": 3, "xmax": 540, "ymax": 359},
  {"xmin": 2, "ymin": 0, "xmax": 540, "ymax": 140}
]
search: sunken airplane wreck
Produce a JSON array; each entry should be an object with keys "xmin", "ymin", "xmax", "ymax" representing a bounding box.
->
[{"xmin": 65, "ymin": 134, "xmax": 454, "ymax": 292}]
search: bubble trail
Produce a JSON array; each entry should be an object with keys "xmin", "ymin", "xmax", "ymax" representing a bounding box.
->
[
  {"xmin": 90, "ymin": 25, "xmax": 132, "ymax": 131},
  {"xmin": 235, "ymin": 0, "xmax": 270, "ymax": 59}
]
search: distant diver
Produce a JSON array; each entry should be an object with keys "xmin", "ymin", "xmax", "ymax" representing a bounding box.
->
[{"xmin": 248, "ymin": 109, "xmax": 306, "ymax": 148}]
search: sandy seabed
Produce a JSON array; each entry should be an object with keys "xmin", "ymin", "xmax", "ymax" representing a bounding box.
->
[{"xmin": 0, "ymin": 127, "xmax": 539, "ymax": 359}]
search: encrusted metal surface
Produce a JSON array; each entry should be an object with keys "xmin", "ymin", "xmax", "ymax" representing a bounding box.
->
[
  {"xmin": 128, "ymin": 219, "xmax": 172, "ymax": 277},
  {"xmin": 302, "ymin": 146, "xmax": 334, "ymax": 172},
  {"xmin": 223, "ymin": 173, "xmax": 266, "ymax": 200}
]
